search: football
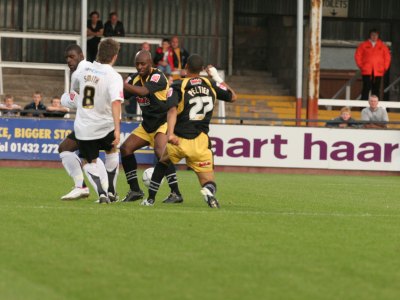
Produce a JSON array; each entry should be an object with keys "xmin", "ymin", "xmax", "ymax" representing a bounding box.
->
[{"xmin": 142, "ymin": 167, "xmax": 154, "ymax": 187}]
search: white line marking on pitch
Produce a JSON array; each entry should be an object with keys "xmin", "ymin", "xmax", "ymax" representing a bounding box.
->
[{"xmin": 2, "ymin": 204, "xmax": 400, "ymax": 218}]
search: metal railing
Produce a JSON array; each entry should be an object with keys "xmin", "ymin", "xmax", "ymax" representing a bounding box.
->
[
  {"xmin": 0, "ymin": 31, "xmax": 227, "ymax": 122},
  {"xmin": 384, "ymin": 75, "xmax": 400, "ymax": 93},
  {"xmin": 3, "ymin": 112, "xmax": 399, "ymax": 130},
  {"xmin": 0, "ymin": 31, "xmax": 163, "ymax": 94},
  {"xmin": 0, "ymin": 31, "xmax": 81, "ymax": 94},
  {"xmin": 318, "ymin": 99, "xmax": 400, "ymax": 109},
  {"xmin": 331, "ymin": 70, "xmax": 361, "ymax": 100},
  {"xmin": 329, "ymin": 70, "xmax": 400, "ymax": 101}
]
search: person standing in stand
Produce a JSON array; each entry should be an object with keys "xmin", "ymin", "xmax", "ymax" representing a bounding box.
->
[{"xmin": 355, "ymin": 29, "xmax": 391, "ymax": 100}]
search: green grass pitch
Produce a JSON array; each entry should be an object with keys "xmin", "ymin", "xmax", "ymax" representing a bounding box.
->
[{"xmin": 1, "ymin": 167, "xmax": 400, "ymax": 300}]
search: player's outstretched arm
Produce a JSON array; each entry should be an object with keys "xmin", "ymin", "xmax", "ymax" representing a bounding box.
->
[
  {"xmin": 111, "ymin": 100, "xmax": 122, "ymax": 146},
  {"xmin": 206, "ymin": 65, "xmax": 237, "ymax": 102},
  {"xmin": 167, "ymin": 106, "xmax": 179, "ymax": 145},
  {"xmin": 123, "ymin": 81, "xmax": 150, "ymax": 96}
]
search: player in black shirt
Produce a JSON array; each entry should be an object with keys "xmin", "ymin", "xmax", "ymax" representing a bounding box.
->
[
  {"xmin": 141, "ymin": 54, "xmax": 236, "ymax": 208},
  {"xmin": 120, "ymin": 50, "xmax": 183, "ymax": 203}
]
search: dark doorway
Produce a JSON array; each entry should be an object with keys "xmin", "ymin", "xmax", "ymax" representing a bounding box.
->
[{"xmin": 233, "ymin": 13, "xmax": 269, "ymax": 71}]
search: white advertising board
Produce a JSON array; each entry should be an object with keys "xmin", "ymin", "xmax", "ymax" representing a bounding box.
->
[{"xmin": 209, "ymin": 125, "xmax": 400, "ymax": 171}]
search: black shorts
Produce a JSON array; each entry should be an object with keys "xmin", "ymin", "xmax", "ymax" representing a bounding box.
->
[
  {"xmin": 66, "ymin": 131, "xmax": 77, "ymax": 141},
  {"xmin": 77, "ymin": 131, "xmax": 115, "ymax": 163}
]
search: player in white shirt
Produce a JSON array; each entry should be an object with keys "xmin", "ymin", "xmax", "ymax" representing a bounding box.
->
[
  {"xmin": 59, "ymin": 45, "xmax": 120, "ymax": 202},
  {"xmin": 59, "ymin": 45, "xmax": 91, "ymax": 200},
  {"xmin": 66, "ymin": 39, "xmax": 124, "ymax": 204}
]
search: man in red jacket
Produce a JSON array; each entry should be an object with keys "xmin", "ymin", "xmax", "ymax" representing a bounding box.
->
[{"xmin": 355, "ymin": 29, "xmax": 391, "ymax": 100}]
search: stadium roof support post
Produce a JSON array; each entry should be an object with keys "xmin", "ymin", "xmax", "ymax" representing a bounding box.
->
[
  {"xmin": 307, "ymin": 0, "xmax": 322, "ymax": 127},
  {"xmin": 81, "ymin": 0, "xmax": 87, "ymax": 57},
  {"xmin": 296, "ymin": 0, "xmax": 304, "ymax": 126},
  {"xmin": 228, "ymin": 0, "xmax": 234, "ymax": 76},
  {"xmin": 22, "ymin": 0, "xmax": 28, "ymax": 62}
]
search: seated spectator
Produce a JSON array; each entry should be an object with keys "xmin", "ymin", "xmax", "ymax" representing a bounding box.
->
[
  {"xmin": 141, "ymin": 42, "xmax": 151, "ymax": 52},
  {"xmin": 104, "ymin": 12, "xmax": 125, "ymax": 37},
  {"xmin": 154, "ymin": 38, "xmax": 174, "ymax": 76},
  {"xmin": 45, "ymin": 96, "xmax": 70, "ymax": 118},
  {"xmin": 22, "ymin": 91, "xmax": 46, "ymax": 118},
  {"xmin": 0, "ymin": 94, "xmax": 22, "ymax": 117},
  {"xmin": 170, "ymin": 35, "xmax": 190, "ymax": 78},
  {"xmin": 325, "ymin": 107, "xmax": 359, "ymax": 128},
  {"xmin": 361, "ymin": 94, "xmax": 388, "ymax": 128}
]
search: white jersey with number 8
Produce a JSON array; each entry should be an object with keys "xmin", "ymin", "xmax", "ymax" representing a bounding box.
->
[{"xmin": 73, "ymin": 61, "xmax": 124, "ymax": 140}]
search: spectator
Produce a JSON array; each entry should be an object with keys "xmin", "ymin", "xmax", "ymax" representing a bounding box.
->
[
  {"xmin": 104, "ymin": 12, "xmax": 125, "ymax": 37},
  {"xmin": 355, "ymin": 29, "xmax": 391, "ymax": 100},
  {"xmin": 170, "ymin": 35, "xmax": 190, "ymax": 78},
  {"xmin": 141, "ymin": 42, "xmax": 151, "ymax": 52},
  {"xmin": 22, "ymin": 91, "xmax": 46, "ymax": 118},
  {"xmin": 0, "ymin": 94, "xmax": 22, "ymax": 117},
  {"xmin": 46, "ymin": 96, "xmax": 70, "ymax": 118},
  {"xmin": 87, "ymin": 11, "xmax": 104, "ymax": 62},
  {"xmin": 154, "ymin": 38, "xmax": 174, "ymax": 76},
  {"xmin": 361, "ymin": 94, "xmax": 389, "ymax": 128},
  {"xmin": 325, "ymin": 107, "xmax": 359, "ymax": 128}
]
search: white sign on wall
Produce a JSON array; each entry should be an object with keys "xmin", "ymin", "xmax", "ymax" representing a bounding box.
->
[
  {"xmin": 209, "ymin": 124, "xmax": 400, "ymax": 171},
  {"xmin": 323, "ymin": 0, "xmax": 349, "ymax": 18}
]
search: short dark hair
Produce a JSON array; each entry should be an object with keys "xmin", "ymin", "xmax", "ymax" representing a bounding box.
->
[
  {"xmin": 369, "ymin": 28, "xmax": 379, "ymax": 36},
  {"xmin": 96, "ymin": 38, "xmax": 120, "ymax": 64},
  {"xmin": 65, "ymin": 44, "xmax": 83, "ymax": 55},
  {"xmin": 162, "ymin": 38, "xmax": 170, "ymax": 43},
  {"xmin": 89, "ymin": 11, "xmax": 99, "ymax": 18},
  {"xmin": 186, "ymin": 54, "xmax": 204, "ymax": 74},
  {"xmin": 109, "ymin": 12, "xmax": 117, "ymax": 19},
  {"xmin": 51, "ymin": 96, "xmax": 60, "ymax": 104}
]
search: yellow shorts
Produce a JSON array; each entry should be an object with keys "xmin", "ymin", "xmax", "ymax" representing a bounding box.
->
[
  {"xmin": 167, "ymin": 132, "xmax": 213, "ymax": 173},
  {"xmin": 132, "ymin": 123, "xmax": 167, "ymax": 147}
]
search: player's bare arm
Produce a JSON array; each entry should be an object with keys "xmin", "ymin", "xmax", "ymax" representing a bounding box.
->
[
  {"xmin": 167, "ymin": 106, "xmax": 179, "ymax": 145},
  {"xmin": 205, "ymin": 65, "xmax": 237, "ymax": 102},
  {"xmin": 123, "ymin": 81, "xmax": 150, "ymax": 96}
]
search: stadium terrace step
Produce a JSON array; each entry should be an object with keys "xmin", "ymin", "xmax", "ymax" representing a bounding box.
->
[
  {"xmin": 2, "ymin": 70, "xmax": 65, "ymax": 106},
  {"xmin": 226, "ymin": 75, "xmax": 277, "ymax": 84},
  {"xmin": 228, "ymin": 82, "xmax": 285, "ymax": 91},
  {"xmin": 233, "ymin": 69, "xmax": 273, "ymax": 77},
  {"xmin": 225, "ymin": 71, "xmax": 290, "ymax": 96},
  {"xmin": 231, "ymin": 88, "xmax": 290, "ymax": 95},
  {"xmin": 3, "ymin": 68, "xmax": 65, "ymax": 76}
]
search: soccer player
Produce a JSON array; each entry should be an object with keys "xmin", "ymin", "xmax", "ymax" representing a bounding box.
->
[
  {"xmin": 141, "ymin": 54, "xmax": 236, "ymax": 207},
  {"xmin": 59, "ymin": 45, "xmax": 120, "ymax": 202},
  {"xmin": 59, "ymin": 45, "xmax": 90, "ymax": 200},
  {"xmin": 62, "ymin": 39, "xmax": 123, "ymax": 203},
  {"xmin": 120, "ymin": 50, "xmax": 183, "ymax": 203}
]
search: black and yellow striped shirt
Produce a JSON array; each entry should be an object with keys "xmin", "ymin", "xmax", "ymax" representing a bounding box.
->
[
  {"xmin": 125, "ymin": 68, "xmax": 169, "ymax": 133},
  {"xmin": 167, "ymin": 77, "xmax": 232, "ymax": 139}
]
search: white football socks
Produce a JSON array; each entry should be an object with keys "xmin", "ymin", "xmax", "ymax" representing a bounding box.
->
[
  {"xmin": 83, "ymin": 159, "xmax": 109, "ymax": 196},
  {"xmin": 60, "ymin": 151, "xmax": 84, "ymax": 188},
  {"xmin": 105, "ymin": 152, "xmax": 119, "ymax": 194}
]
